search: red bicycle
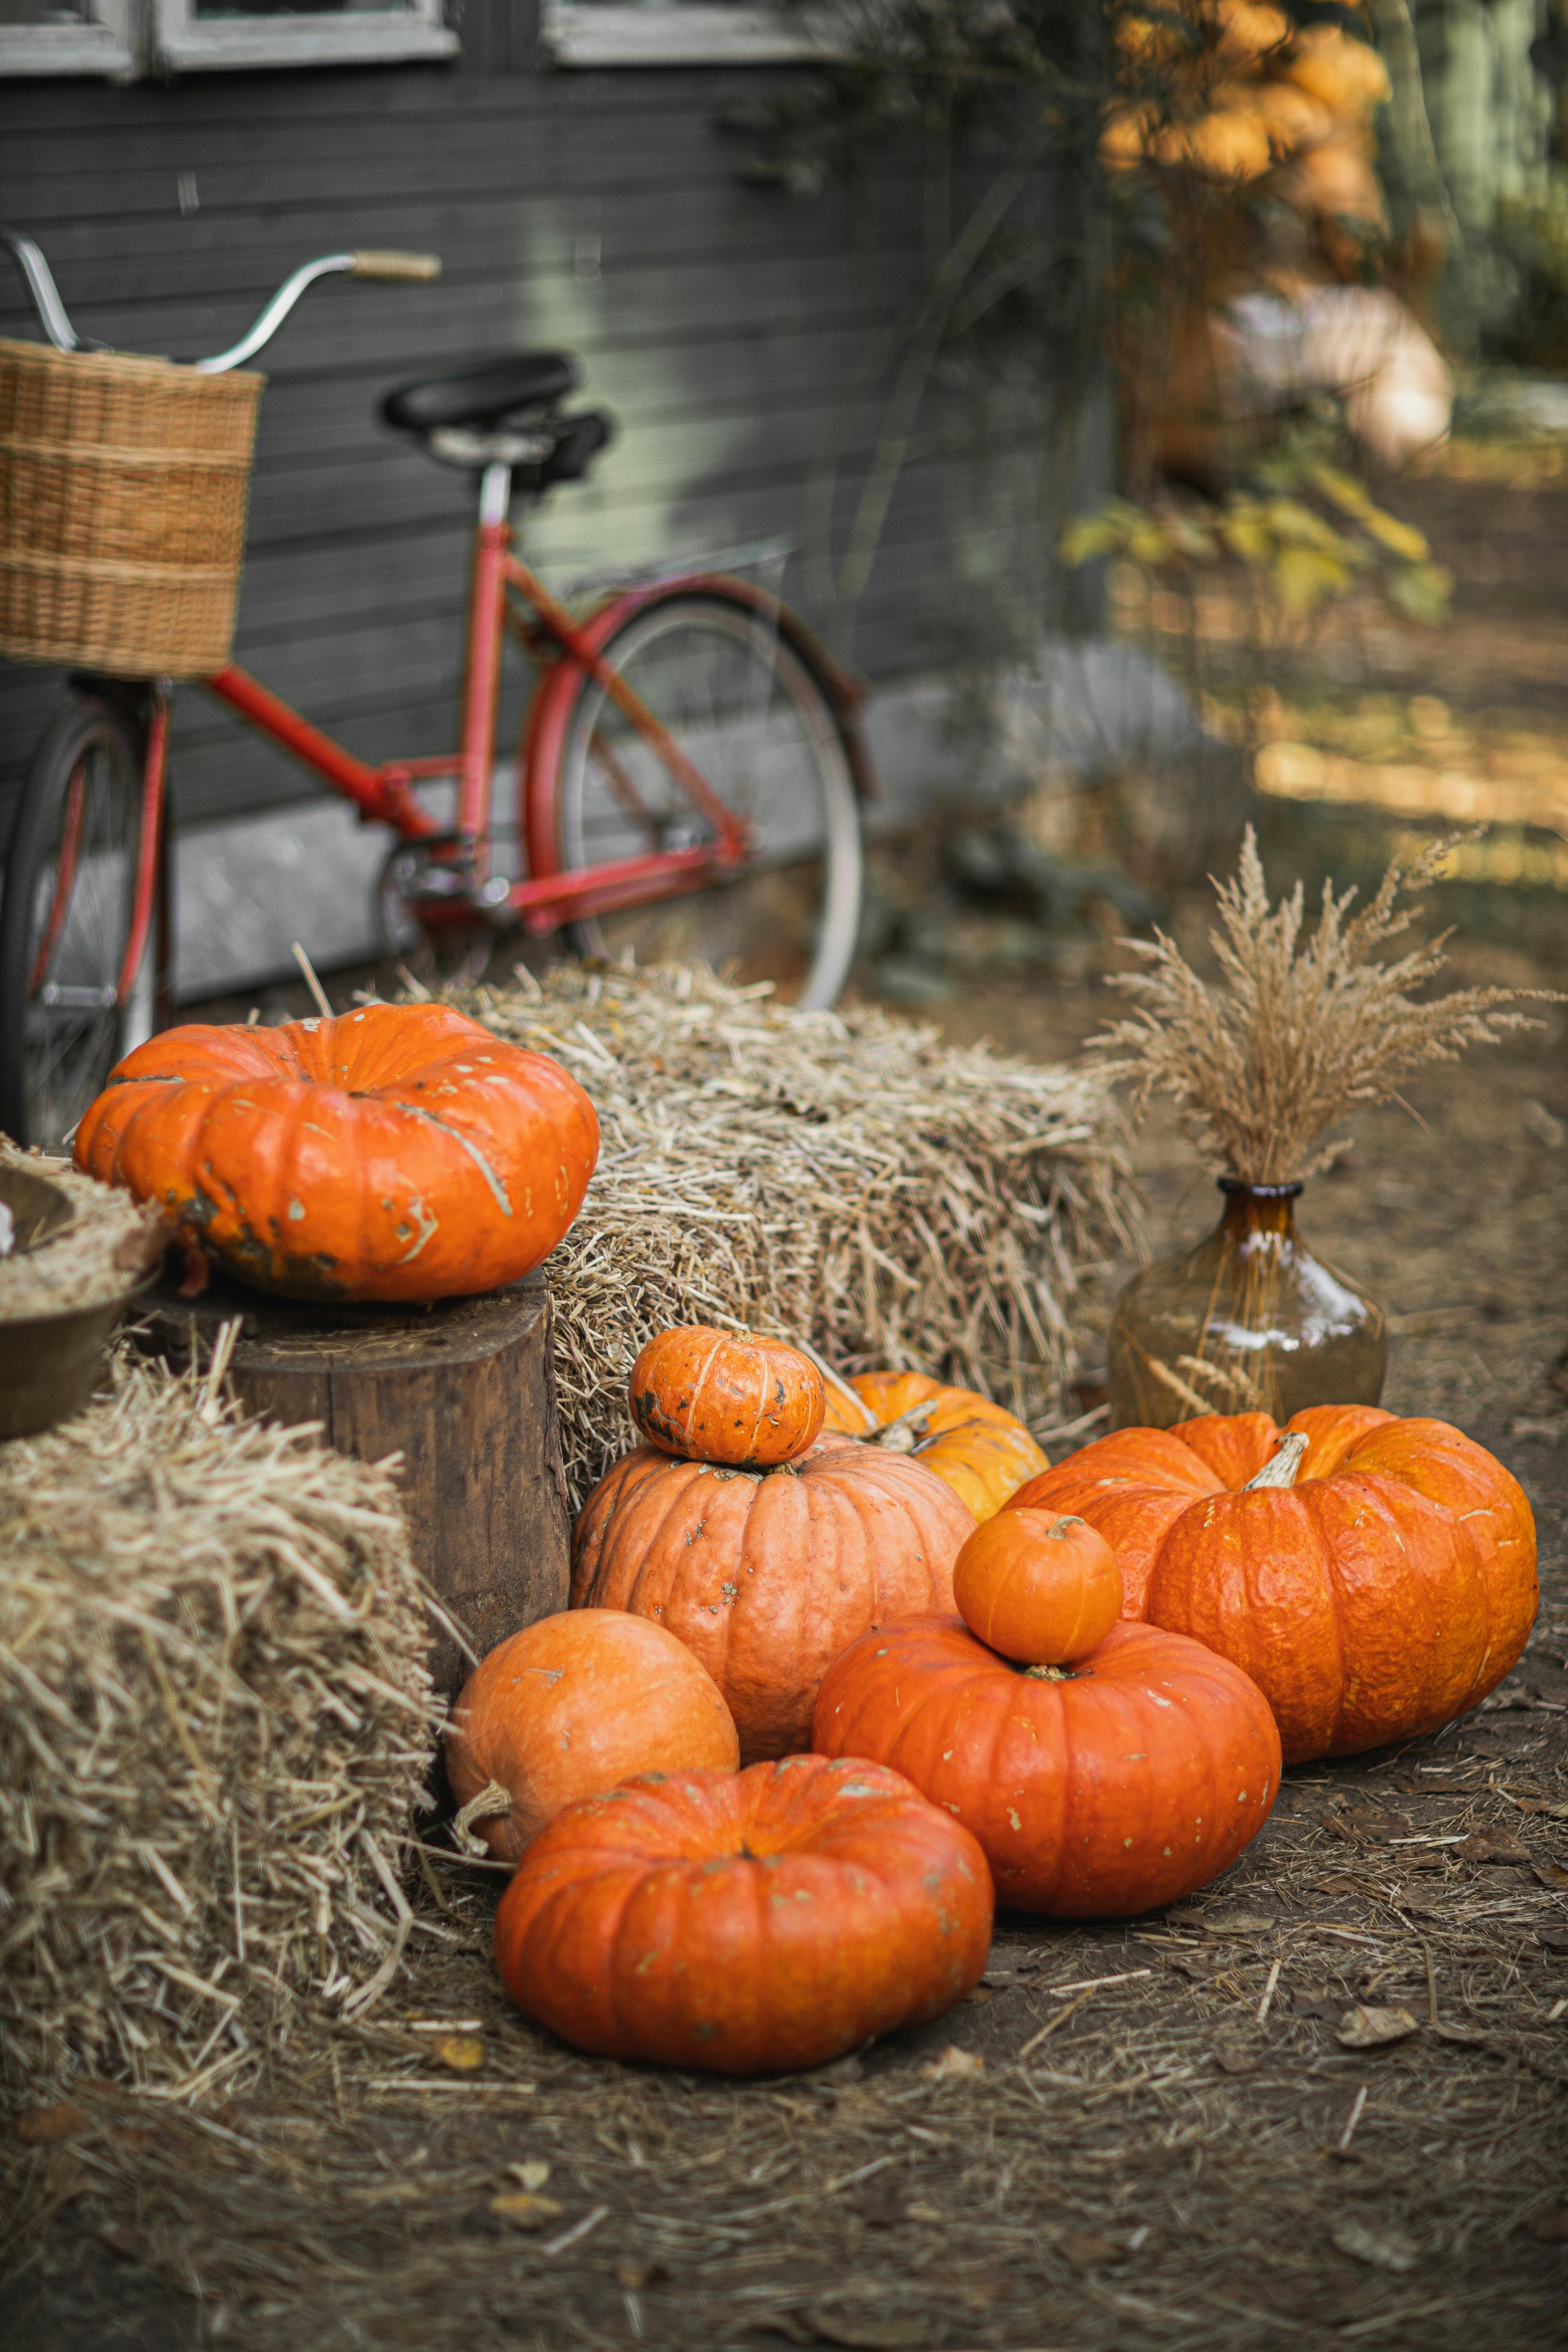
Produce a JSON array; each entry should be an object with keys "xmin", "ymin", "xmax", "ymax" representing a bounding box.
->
[{"xmin": 0, "ymin": 236, "xmax": 869, "ymax": 1150}]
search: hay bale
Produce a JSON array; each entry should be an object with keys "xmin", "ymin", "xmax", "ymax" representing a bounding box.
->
[
  {"xmin": 0, "ymin": 1352, "xmax": 436, "ymax": 2114},
  {"xmin": 468, "ymin": 962, "xmax": 1137, "ymax": 1506}
]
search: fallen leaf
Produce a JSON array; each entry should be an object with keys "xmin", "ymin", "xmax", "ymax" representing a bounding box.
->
[
  {"xmin": 1530, "ymin": 2206, "xmax": 1568, "ymax": 2244},
  {"xmin": 1533, "ymin": 1863, "xmax": 1568, "ymax": 1891},
  {"xmin": 1538, "ymin": 1927, "xmax": 1568, "ymax": 1954},
  {"xmin": 1314, "ymin": 1876, "xmax": 1362, "ymax": 1898},
  {"xmin": 1432, "ymin": 2021, "xmax": 1492, "ymax": 2047},
  {"xmin": 14, "ymin": 2104, "xmax": 86, "ymax": 2146},
  {"xmin": 1213, "ymin": 2042, "xmax": 1261, "ymax": 2075},
  {"xmin": 506, "ymin": 2160, "xmax": 551, "ymax": 2192},
  {"xmin": 1455, "ymin": 1835, "xmax": 1531, "ymax": 1867},
  {"xmin": 488, "ymin": 2191, "xmax": 563, "ymax": 2231},
  {"xmin": 1336, "ymin": 2004, "xmax": 1420, "ymax": 2050},
  {"xmin": 919, "ymin": 2044, "xmax": 983, "ymax": 2081},
  {"xmin": 1331, "ymin": 2220, "xmax": 1419, "ymax": 2274},
  {"xmin": 615, "ymin": 2260, "xmax": 669, "ymax": 2289},
  {"xmin": 100, "ymin": 2224, "xmax": 147, "ymax": 2262},
  {"xmin": 1203, "ymin": 1911, "xmax": 1276, "ymax": 1937},
  {"xmin": 1292, "ymin": 1984, "xmax": 1345, "ymax": 2022},
  {"xmin": 1058, "ymin": 2230, "xmax": 1119, "ymax": 2268},
  {"xmin": 961, "ymin": 1984, "xmax": 996, "ymax": 2005},
  {"xmin": 433, "ymin": 2033, "xmax": 485, "ymax": 2073}
]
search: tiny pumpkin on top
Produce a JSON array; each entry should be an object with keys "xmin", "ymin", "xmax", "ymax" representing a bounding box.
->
[
  {"xmin": 953, "ymin": 1507, "xmax": 1122, "ymax": 1666},
  {"xmin": 629, "ymin": 1325, "xmax": 825, "ymax": 1467}
]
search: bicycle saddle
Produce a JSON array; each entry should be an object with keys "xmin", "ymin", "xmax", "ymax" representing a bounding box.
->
[{"xmin": 381, "ymin": 351, "xmax": 579, "ymax": 433}]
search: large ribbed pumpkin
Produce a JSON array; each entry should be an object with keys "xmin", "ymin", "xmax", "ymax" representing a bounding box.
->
[
  {"xmin": 822, "ymin": 1371, "xmax": 1048, "ymax": 1522},
  {"xmin": 446, "ymin": 1611, "xmax": 739, "ymax": 1865},
  {"xmin": 1008, "ymin": 1406, "xmax": 1538, "ymax": 1763},
  {"xmin": 73, "ymin": 1003, "xmax": 598, "ymax": 1303},
  {"xmin": 493, "ymin": 1757, "xmax": 993, "ymax": 2073},
  {"xmin": 813, "ymin": 1616, "xmax": 1281, "ymax": 1916},
  {"xmin": 571, "ymin": 1438, "xmax": 976, "ymax": 1761}
]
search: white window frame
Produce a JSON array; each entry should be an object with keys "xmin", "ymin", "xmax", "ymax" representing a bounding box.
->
[
  {"xmin": 150, "ymin": 0, "xmax": 457, "ymax": 71},
  {"xmin": 544, "ymin": 4, "xmax": 841, "ymax": 67},
  {"xmin": 0, "ymin": 0, "xmax": 135, "ymax": 77}
]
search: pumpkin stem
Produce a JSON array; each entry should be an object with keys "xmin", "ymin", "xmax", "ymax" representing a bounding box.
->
[
  {"xmin": 1243, "ymin": 1432, "xmax": 1309, "ymax": 1492},
  {"xmin": 451, "ymin": 1778, "xmax": 512, "ymax": 1856},
  {"xmin": 870, "ymin": 1399, "xmax": 938, "ymax": 1454}
]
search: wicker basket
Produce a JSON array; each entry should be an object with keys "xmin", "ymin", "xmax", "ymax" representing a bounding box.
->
[{"xmin": 0, "ymin": 340, "xmax": 264, "ymax": 679}]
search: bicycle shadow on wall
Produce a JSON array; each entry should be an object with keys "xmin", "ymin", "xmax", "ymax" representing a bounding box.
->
[{"xmin": 0, "ymin": 232, "xmax": 869, "ymax": 1150}]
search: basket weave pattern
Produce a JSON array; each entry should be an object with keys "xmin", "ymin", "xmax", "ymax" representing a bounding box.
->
[{"xmin": 0, "ymin": 340, "xmax": 263, "ymax": 678}]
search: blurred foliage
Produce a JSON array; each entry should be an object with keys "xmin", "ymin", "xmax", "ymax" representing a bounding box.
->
[{"xmin": 1061, "ymin": 440, "xmax": 1453, "ymax": 626}]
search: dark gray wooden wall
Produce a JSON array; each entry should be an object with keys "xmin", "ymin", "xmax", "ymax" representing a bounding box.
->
[{"xmin": 0, "ymin": 22, "xmax": 1042, "ymax": 839}]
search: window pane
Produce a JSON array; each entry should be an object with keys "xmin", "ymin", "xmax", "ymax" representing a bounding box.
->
[{"xmin": 0, "ymin": 2, "xmax": 97, "ymax": 23}]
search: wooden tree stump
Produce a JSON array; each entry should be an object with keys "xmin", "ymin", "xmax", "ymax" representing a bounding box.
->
[{"xmin": 140, "ymin": 1270, "xmax": 569, "ymax": 1700}]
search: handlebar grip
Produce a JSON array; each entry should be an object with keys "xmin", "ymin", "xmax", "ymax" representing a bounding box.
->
[{"xmin": 349, "ymin": 251, "xmax": 442, "ymax": 283}]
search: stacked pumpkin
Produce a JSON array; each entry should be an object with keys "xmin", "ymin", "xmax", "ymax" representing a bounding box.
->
[{"xmin": 453, "ymin": 1326, "xmax": 995, "ymax": 2072}]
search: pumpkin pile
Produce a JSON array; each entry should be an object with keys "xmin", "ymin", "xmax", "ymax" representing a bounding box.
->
[
  {"xmin": 1008, "ymin": 1405, "xmax": 1538, "ymax": 1764},
  {"xmin": 1105, "ymin": 0, "xmax": 1390, "ymax": 224},
  {"xmin": 814, "ymin": 1505, "xmax": 1282, "ymax": 1916},
  {"xmin": 572, "ymin": 1329, "xmax": 976, "ymax": 1759}
]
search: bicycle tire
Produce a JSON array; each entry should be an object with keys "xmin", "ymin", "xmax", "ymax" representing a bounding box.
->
[
  {"xmin": 526, "ymin": 583, "xmax": 863, "ymax": 1010},
  {"xmin": 0, "ymin": 692, "xmax": 167, "ymax": 1152}
]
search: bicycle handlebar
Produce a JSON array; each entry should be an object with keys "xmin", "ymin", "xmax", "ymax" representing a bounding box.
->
[{"xmin": 0, "ymin": 228, "xmax": 442, "ymax": 372}]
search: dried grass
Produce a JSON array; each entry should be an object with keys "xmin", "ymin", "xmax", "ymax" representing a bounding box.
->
[
  {"xmin": 0, "ymin": 1141, "xmax": 165, "ymax": 1322},
  {"xmin": 461, "ymin": 960, "xmax": 1137, "ymax": 1506},
  {"xmin": 0, "ymin": 1349, "xmax": 438, "ymax": 2116},
  {"xmin": 1085, "ymin": 828, "xmax": 1559, "ymax": 1182}
]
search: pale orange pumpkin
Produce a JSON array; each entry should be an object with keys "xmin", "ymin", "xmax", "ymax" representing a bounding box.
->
[
  {"xmin": 629, "ymin": 1326, "xmax": 824, "ymax": 1466},
  {"xmin": 571, "ymin": 1437, "xmax": 976, "ymax": 1761},
  {"xmin": 74, "ymin": 1003, "xmax": 598, "ymax": 1303},
  {"xmin": 821, "ymin": 1370, "xmax": 1048, "ymax": 1522},
  {"xmin": 953, "ymin": 1507, "xmax": 1123, "ymax": 1666},
  {"xmin": 446, "ymin": 1610, "xmax": 739, "ymax": 1864}
]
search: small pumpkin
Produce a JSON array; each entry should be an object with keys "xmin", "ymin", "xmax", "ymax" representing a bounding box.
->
[
  {"xmin": 953, "ymin": 1507, "xmax": 1122, "ymax": 1666},
  {"xmin": 822, "ymin": 1371, "xmax": 1048, "ymax": 1522},
  {"xmin": 629, "ymin": 1326, "xmax": 824, "ymax": 1467},
  {"xmin": 813, "ymin": 1615, "xmax": 1280, "ymax": 1916},
  {"xmin": 571, "ymin": 1437, "xmax": 976, "ymax": 1762},
  {"xmin": 1008, "ymin": 1405, "xmax": 1538, "ymax": 1763},
  {"xmin": 493, "ymin": 1756, "xmax": 994, "ymax": 2073},
  {"xmin": 74, "ymin": 1003, "xmax": 598, "ymax": 1304},
  {"xmin": 446, "ymin": 1611, "xmax": 740, "ymax": 1864}
]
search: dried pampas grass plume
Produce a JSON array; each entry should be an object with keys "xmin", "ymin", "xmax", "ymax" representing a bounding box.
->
[{"xmin": 1085, "ymin": 827, "xmax": 1559, "ymax": 1183}]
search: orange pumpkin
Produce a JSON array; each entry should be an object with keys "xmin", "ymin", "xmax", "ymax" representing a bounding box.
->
[
  {"xmin": 446, "ymin": 1611, "xmax": 740, "ymax": 1864},
  {"xmin": 953, "ymin": 1507, "xmax": 1122, "ymax": 1665},
  {"xmin": 571, "ymin": 1437, "xmax": 976, "ymax": 1761},
  {"xmin": 1008, "ymin": 1406, "xmax": 1538, "ymax": 1762},
  {"xmin": 493, "ymin": 1756, "xmax": 994, "ymax": 2073},
  {"xmin": 629, "ymin": 1326, "xmax": 824, "ymax": 1466},
  {"xmin": 813, "ymin": 1616, "xmax": 1280, "ymax": 1916},
  {"xmin": 822, "ymin": 1371, "xmax": 1048, "ymax": 1522},
  {"xmin": 74, "ymin": 1003, "xmax": 598, "ymax": 1303}
]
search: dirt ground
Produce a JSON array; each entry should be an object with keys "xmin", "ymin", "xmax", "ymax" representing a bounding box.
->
[{"xmin": 5, "ymin": 464, "xmax": 1568, "ymax": 2352}]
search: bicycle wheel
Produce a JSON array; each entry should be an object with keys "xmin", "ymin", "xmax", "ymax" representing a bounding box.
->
[
  {"xmin": 538, "ymin": 587, "xmax": 863, "ymax": 1009},
  {"xmin": 0, "ymin": 693, "xmax": 166, "ymax": 1151}
]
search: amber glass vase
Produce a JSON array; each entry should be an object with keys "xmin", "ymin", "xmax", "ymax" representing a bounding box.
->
[{"xmin": 1107, "ymin": 1178, "xmax": 1386, "ymax": 1431}]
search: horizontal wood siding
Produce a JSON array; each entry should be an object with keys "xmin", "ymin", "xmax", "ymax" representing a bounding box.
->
[{"xmin": 0, "ymin": 54, "xmax": 1055, "ymax": 836}]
